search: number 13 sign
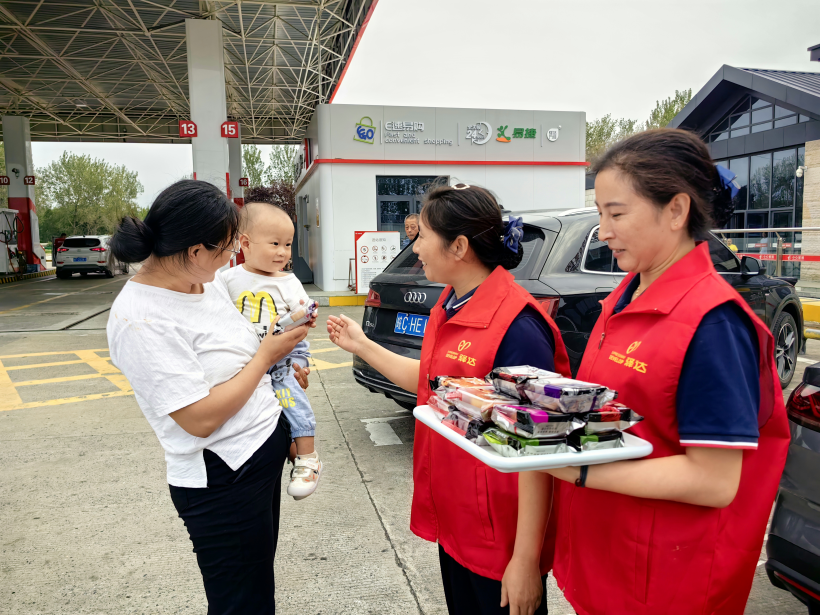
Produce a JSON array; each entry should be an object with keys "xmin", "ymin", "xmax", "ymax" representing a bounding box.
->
[
  {"xmin": 221, "ymin": 121, "xmax": 238, "ymax": 138},
  {"xmin": 178, "ymin": 120, "xmax": 197, "ymax": 138}
]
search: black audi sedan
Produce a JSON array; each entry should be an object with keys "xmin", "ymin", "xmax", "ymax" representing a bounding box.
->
[{"xmin": 353, "ymin": 209, "xmax": 804, "ymax": 409}]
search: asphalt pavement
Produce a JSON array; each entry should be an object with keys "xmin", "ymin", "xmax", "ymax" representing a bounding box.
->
[{"xmin": 0, "ymin": 272, "xmax": 813, "ymax": 614}]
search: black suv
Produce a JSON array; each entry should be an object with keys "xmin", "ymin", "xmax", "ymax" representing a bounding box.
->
[{"xmin": 353, "ymin": 209, "xmax": 804, "ymax": 409}]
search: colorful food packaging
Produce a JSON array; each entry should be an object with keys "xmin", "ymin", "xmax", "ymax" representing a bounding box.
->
[
  {"xmin": 489, "ymin": 366, "xmax": 562, "ymax": 399},
  {"xmin": 522, "ymin": 378, "xmax": 609, "ymax": 414},
  {"xmin": 273, "ymin": 299, "xmax": 319, "ymax": 334},
  {"xmin": 433, "ymin": 376, "xmax": 493, "ymax": 390},
  {"xmin": 569, "ymin": 429, "xmax": 623, "ymax": 451},
  {"xmin": 584, "ymin": 402, "xmax": 644, "ymax": 434},
  {"xmin": 483, "ymin": 427, "xmax": 570, "ymax": 457},
  {"xmin": 442, "ymin": 410, "xmax": 490, "ymax": 443},
  {"xmin": 491, "ymin": 403, "xmax": 585, "ymax": 438},
  {"xmin": 428, "ymin": 394, "xmax": 455, "ymax": 418},
  {"xmin": 454, "ymin": 388, "xmax": 516, "ymax": 421}
]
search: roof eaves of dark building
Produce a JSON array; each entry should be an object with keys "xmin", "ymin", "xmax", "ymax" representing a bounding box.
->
[
  {"xmin": 810, "ymin": 43, "xmax": 820, "ymax": 62},
  {"xmin": 668, "ymin": 65, "xmax": 820, "ymax": 132}
]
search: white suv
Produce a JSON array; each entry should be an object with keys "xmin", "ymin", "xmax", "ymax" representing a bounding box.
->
[{"xmin": 55, "ymin": 235, "xmax": 127, "ymax": 279}]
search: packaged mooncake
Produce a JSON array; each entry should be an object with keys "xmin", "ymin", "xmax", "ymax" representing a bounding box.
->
[
  {"xmin": 491, "ymin": 403, "xmax": 585, "ymax": 438},
  {"xmin": 482, "ymin": 427, "xmax": 570, "ymax": 457},
  {"xmin": 584, "ymin": 402, "xmax": 644, "ymax": 434}
]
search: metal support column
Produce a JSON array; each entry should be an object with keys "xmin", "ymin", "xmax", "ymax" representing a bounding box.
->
[
  {"xmin": 228, "ymin": 122, "xmax": 243, "ymax": 206},
  {"xmin": 185, "ymin": 19, "xmax": 230, "ymax": 192},
  {"xmin": 2, "ymin": 116, "xmax": 45, "ymax": 270}
]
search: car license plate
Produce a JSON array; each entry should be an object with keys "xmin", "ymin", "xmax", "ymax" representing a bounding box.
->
[
  {"xmin": 73, "ymin": 257, "xmax": 86, "ymax": 262},
  {"xmin": 394, "ymin": 312, "xmax": 428, "ymax": 337}
]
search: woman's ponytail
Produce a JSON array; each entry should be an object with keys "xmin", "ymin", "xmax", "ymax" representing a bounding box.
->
[
  {"xmin": 109, "ymin": 216, "xmax": 155, "ymax": 263},
  {"xmin": 421, "ymin": 183, "xmax": 524, "ymax": 271}
]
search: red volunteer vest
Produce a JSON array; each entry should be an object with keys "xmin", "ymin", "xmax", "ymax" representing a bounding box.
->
[
  {"xmin": 412, "ymin": 266, "xmax": 571, "ymax": 580},
  {"xmin": 553, "ymin": 243, "xmax": 790, "ymax": 615}
]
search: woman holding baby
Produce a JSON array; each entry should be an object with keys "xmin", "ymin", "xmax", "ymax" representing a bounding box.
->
[{"xmin": 107, "ymin": 180, "xmax": 312, "ymax": 614}]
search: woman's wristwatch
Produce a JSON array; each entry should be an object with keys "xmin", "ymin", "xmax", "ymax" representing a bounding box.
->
[{"xmin": 575, "ymin": 465, "xmax": 589, "ymax": 488}]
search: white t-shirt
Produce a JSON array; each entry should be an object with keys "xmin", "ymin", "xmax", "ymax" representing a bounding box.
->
[
  {"xmin": 221, "ymin": 266, "xmax": 310, "ymax": 335},
  {"xmin": 107, "ymin": 273, "xmax": 281, "ymax": 488}
]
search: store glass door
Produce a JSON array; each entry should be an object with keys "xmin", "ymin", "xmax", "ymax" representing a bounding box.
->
[{"xmin": 378, "ymin": 196, "xmax": 414, "ymax": 235}]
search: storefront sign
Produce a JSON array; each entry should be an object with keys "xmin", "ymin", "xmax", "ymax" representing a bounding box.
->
[
  {"xmin": 547, "ymin": 128, "xmax": 560, "ymax": 142},
  {"xmin": 354, "ymin": 231, "xmax": 400, "ymax": 294},
  {"xmin": 386, "ymin": 121, "xmax": 424, "ymax": 131}
]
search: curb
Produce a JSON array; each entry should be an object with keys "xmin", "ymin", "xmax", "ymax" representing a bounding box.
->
[
  {"xmin": 316, "ymin": 295, "xmax": 366, "ymax": 307},
  {"xmin": 801, "ymin": 298, "xmax": 820, "ymax": 324},
  {"xmin": 0, "ymin": 269, "xmax": 56, "ymax": 285}
]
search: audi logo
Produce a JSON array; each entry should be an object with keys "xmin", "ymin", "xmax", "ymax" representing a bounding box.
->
[{"xmin": 404, "ymin": 291, "xmax": 427, "ymax": 304}]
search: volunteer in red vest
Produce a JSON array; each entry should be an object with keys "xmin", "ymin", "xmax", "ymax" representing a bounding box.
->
[
  {"xmin": 541, "ymin": 129, "xmax": 790, "ymax": 615},
  {"xmin": 327, "ymin": 183, "xmax": 571, "ymax": 615}
]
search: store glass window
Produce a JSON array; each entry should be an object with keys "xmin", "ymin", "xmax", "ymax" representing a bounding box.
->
[
  {"xmin": 771, "ymin": 149, "xmax": 796, "ymax": 209},
  {"xmin": 705, "ymin": 95, "xmax": 794, "ymax": 142},
  {"xmin": 750, "ymin": 154, "xmax": 771, "ymax": 210},
  {"xmin": 729, "ymin": 157, "xmax": 749, "ymax": 210}
]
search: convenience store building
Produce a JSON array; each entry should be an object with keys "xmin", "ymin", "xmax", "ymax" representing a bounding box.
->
[{"xmin": 293, "ymin": 104, "xmax": 587, "ymax": 291}]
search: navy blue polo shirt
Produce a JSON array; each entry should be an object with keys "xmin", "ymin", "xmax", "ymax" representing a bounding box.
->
[
  {"xmin": 442, "ymin": 287, "xmax": 556, "ymax": 372},
  {"xmin": 614, "ymin": 275, "xmax": 761, "ymax": 449}
]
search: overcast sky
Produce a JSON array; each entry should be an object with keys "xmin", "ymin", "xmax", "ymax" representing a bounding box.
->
[{"xmin": 31, "ymin": 0, "xmax": 820, "ymax": 207}]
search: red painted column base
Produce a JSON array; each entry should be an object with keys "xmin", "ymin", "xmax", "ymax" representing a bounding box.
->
[{"xmin": 8, "ymin": 196, "xmax": 43, "ymax": 270}]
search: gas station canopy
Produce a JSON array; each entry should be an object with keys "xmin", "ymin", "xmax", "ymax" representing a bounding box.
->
[{"xmin": 0, "ymin": 0, "xmax": 373, "ymax": 143}]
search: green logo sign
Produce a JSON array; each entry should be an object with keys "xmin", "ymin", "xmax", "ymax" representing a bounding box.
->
[
  {"xmin": 354, "ymin": 116, "xmax": 376, "ymax": 144},
  {"xmin": 497, "ymin": 125, "xmax": 537, "ymax": 143}
]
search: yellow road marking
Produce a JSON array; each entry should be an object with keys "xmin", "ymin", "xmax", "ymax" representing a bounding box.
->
[
  {"xmin": 14, "ymin": 373, "xmax": 106, "ymax": 387},
  {"xmin": 310, "ymin": 346, "xmax": 347, "ymax": 354},
  {"xmin": 5, "ymin": 358, "xmax": 112, "ymax": 371},
  {"xmin": 8, "ymin": 390, "xmax": 134, "ymax": 411},
  {"xmin": 0, "ymin": 345, "xmax": 350, "ymax": 412},
  {"xmin": 0, "ymin": 359, "xmax": 24, "ymax": 411},
  {"xmin": 0, "ymin": 349, "xmax": 109, "ymax": 360},
  {"xmin": 309, "ymin": 357, "xmax": 354, "ymax": 370},
  {"xmin": 0, "ymin": 278, "xmax": 122, "ymax": 315}
]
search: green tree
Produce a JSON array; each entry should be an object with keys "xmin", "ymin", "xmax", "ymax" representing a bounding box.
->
[
  {"xmin": 37, "ymin": 151, "xmax": 143, "ymax": 241},
  {"xmin": 265, "ymin": 145, "xmax": 299, "ymax": 186},
  {"xmin": 645, "ymin": 89, "xmax": 693, "ymax": 131},
  {"xmin": 586, "ymin": 114, "xmax": 642, "ymax": 168},
  {"xmin": 242, "ymin": 144, "xmax": 267, "ymax": 188},
  {"xmin": 586, "ymin": 88, "xmax": 693, "ymax": 169}
]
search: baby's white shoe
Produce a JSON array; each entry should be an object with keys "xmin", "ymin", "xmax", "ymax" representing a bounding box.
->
[{"xmin": 287, "ymin": 452, "xmax": 322, "ymax": 500}]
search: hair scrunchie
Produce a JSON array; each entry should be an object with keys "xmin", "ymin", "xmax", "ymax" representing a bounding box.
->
[{"xmin": 503, "ymin": 216, "xmax": 523, "ymax": 253}]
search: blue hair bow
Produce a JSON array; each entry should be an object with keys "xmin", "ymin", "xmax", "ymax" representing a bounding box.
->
[
  {"xmin": 503, "ymin": 216, "xmax": 523, "ymax": 253},
  {"xmin": 715, "ymin": 164, "xmax": 740, "ymax": 199}
]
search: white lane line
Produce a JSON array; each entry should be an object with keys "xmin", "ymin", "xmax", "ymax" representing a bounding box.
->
[
  {"xmin": 798, "ymin": 357, "xmax": 817, "ymax": 365},
  {"xmin": 757, "ymin": 560, "xmax": 766, "ymax": 567},
  {"xmin": 360, "ymin": 416, "xmax": 406, "ymax": 446}
]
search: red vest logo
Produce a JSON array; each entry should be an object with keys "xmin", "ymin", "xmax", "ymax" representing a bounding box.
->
[
  {"xmin": 457, "ymin": 340, "xmax": 472, "ymax": 352},
  {"xmin": 626, "ymin": 341, "xmax": 641, "ymax": 354}
]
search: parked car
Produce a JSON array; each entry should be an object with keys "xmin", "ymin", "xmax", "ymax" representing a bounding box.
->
[
  {"xmin": 766, "ymin": 363, "xmax": 820, "ymax": 615},
  {"xmin": 353, "ymin": 209, "xmax": 803, "ymax": 409},
  {"xmin": 55, "ymin": 235, "xmax": 127, "ymax": 279}
]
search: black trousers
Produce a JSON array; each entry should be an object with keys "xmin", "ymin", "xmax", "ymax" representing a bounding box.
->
[
  {"xmin": 439, "ymin": 545, "xmax": 549, "ymax": 615},
  {"xmin": 169, "ymin": 421, "xmax": 289, "ymax": 615}
]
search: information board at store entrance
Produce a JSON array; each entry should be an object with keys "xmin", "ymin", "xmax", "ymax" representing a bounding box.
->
[{"xmin": 355, "ymin": 231, "xmax": 401, "ymax": 294}]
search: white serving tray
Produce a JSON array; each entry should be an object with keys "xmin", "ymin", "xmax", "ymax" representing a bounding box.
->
[{"xmin": 413, "ymin": 405, "xmax": 653, "ymax": 473}]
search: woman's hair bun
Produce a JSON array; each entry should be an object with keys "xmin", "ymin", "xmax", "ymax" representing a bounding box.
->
[
  {"xmin": 421, "ymin": 182, "xmax": 524, "ymax": 271},
  {"xmin": 109, "ymin": 216, "xmax": 155, "ymax": 263}
]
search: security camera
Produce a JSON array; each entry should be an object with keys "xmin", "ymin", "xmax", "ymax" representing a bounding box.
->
[
  {"xmin": 10, "ymin": 167, "xmax": 19, "ymax": 178},
  {"xmin": 797, "ymin": 166, "xmax": 807, "ymax": 178}
]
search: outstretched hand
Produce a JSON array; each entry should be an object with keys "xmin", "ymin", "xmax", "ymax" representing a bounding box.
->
[{"xmin": 327, "ymin": 314, "xmax": 367, "ymax": 355}]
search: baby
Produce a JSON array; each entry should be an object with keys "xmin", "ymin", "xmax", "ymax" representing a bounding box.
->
[{"xmin": 222, "ymin": 201, "xmax": 322, "ymax": 500}]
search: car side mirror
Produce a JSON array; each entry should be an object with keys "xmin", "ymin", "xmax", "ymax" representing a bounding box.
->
[{"xmin": 741, "ymin": 255, "xmax": 763, "ymax": 276}]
